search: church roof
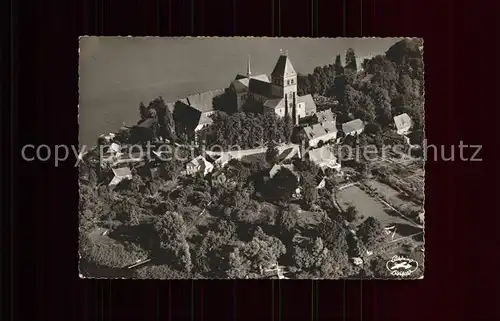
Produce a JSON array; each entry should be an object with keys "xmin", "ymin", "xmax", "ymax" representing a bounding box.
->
[
  {"xmin": 264, "ymin": 98, "xmax": 284, "ymax": 109},
  {"xmin": 248, "ymin": 78, "xmax": 271, "ymax": 96},
  {"xmin": 232, "ymin": 74, "xmax": 270, "ymax": 94},
  {"xmin": 271, "ymin": 55, "xmax": 297, "ymax": 78},
  {"xmin": 186, "ymin": 89, "xmax": 225, "ymax": 113},
  {"xmin": 231, "ymin": 80, "xmax": 248, "ymax": 93}
]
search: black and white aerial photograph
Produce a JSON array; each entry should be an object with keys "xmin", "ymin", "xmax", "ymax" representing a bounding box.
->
[{"xmin": 78, "ymin": 37, "xmax": 425, "ymax": 279}]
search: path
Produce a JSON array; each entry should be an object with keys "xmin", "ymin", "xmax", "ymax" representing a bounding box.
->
[{"xmin": 205, "ymin": 143, "xmax": 300, "ymax": 160}]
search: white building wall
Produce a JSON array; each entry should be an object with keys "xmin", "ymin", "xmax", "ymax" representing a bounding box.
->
[{"xmin": 309, "ymin": 132, "xmax": 337, "ymax": 148}]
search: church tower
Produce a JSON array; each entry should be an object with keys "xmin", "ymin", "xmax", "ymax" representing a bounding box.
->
[{"xmin": 271, "ymin": 50, "xmax": 298, "ymax": 116}]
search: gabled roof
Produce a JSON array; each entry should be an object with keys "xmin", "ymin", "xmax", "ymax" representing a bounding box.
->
[
  {"xmin": 232, "ymin": 74, "xmax": 271, "ymax": 93},
  {"xmin": 311, "ymin": 123, "xmax": 327, "ymax": 138},
  {"xmin": 271, "ymin": 55, "xmax": 297, "ymax": 78},
  {"xmin": 321, "ymin": 121, "xmax": 337, "ymax": 133},
  {"xmin": 307, "ymin": 146, "xmax": 337, "ymax": 165},
  {"xmin": 302, "ymin": 122, "xmax": 336, "ymax": 140},
  {"xmin": 269, "ymin": 164, "xmax": 299, "ymax": 179},
  {"xmin": 112, "ymin": 167, "xmax": 132, "ymax": 178},
  {"xmin": 188, "ymin": 155, "xmax": 213, "ymax": 170},
  {"xmin": 316, "ymin": 109, "xmax": 335, "ymax": 123},
  {"xmin": 297, "ymin": 94, "xmax": 317, "ymax": 115},
  {"xmin": 393, "ymin": 113, "xmax": 413, "ymax": 131},
  {"xmin": 342, "ymin": 119, "xmax": 364, "ymax": 134},
  {"xmin": 264, "ymin": 98, "xmax": 285, "ymax": 109},
  {"xmin": 186, "ymin": 89, "xmax": 225, "ymax": 113},
  {"xmin": 249, "ymin": 78, "xmax": 271, "ymax": 96},
  {"xmin": 231, "ymin": 80, "xmax": 248, "ymax": 93}
]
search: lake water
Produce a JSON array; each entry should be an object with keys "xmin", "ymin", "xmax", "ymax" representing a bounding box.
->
[{"xmin": 79, "ymin": 37, "xmax": 402, "ymax": 147}]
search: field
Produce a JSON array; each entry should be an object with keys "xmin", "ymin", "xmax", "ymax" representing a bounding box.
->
[
  {"xmin": 337, "ymin": 185, "xmax": 422, "ymax": 239},
  {"xmin": 363, "ymin": 179, "xmax": 421, "ymax": 214}
]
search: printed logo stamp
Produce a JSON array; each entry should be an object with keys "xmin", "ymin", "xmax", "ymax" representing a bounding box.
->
[{"xmin": 386, "ymin": 255, "xmax": 418, "ymax": 277}]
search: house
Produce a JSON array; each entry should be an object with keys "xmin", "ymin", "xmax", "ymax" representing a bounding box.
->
[
  {"xmin": 306, "ymin": 145, "xmax": 341, "ymax": 171},
  {"xmin": 393, "ymin": 113, "xmax": 413, "ymax": 135},
  {"xmin": 172, "ymin": 89, "xmax": 225, "ymax": 139},
  {"xmin": 342, "ymin": 119, "xmax": 364, "ymax": 136},
  {"xmin": 186, "ymin": 155, "xmax": 214, "ymax": 177},
  {"xmin": 109, "ymin": 167, "xmax": 132, "ymax": 187},
  {"xmin": 315, "ymin": 109, "xmax": 335, "ymax": 124},
  {"xmin": 300, "ymin": 121, "xmax": 338, "ymax": 148}
]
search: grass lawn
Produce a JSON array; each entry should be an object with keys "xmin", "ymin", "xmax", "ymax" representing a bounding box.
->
[
  {"xmin": 364, "ymin": 179, "xmax": 421, "ymax": 213},
  {"xmin": 241, "ymin": 152, "xmax": 267, "ymax": 164},
  {"xmin": 337, "ymin": 185, "xmax": 418, "ymax": 232}
]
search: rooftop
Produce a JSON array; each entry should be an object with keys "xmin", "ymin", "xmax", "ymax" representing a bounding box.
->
[
  {"xmin": 316, "ymin": 109, "xmax": 335, "ymax": 123},
  {"xmin": 271, "ymin": 54, "xmax": 297, "ymax": 78},
  {"xmin": 307, "ymin": 146, "xmax": 337, "ymax": 166},
  {"xmin": 393, "ymin": 113, "xmax": 413, "ymax": 130},
  {"xmin": 342, "ymin": 119, "xmax": 364, "ymax": 133},
  {"xmin": 186, "ymin": 88, "xmax": 226, "ymax": 113},
  {"xmin": 297, "ymin": 94, "xmax": 317, "ymax": 115}
]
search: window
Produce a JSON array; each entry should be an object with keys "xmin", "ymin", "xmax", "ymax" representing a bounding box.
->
[{"xmin": 287, "ymin": 80, "xmax": 290, "ymax": 85}]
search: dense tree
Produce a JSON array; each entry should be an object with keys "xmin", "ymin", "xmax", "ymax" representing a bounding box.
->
[
  {"xmin": 265, "ymin": 140, "xmax": 279, "ymax": 165},
  {"xmin": 301, "ymin": 172, "xmax": 318, "ymax": 208},
  {"xmin": 345, "ymin": 48, "xmax": 358, "ymax": 75},
  {"xmin": 208, "ymin": 111, "xmax": 288, "ymax": 149},
  {"xmin": 292, "ymin": 237, "xmax": 330, "ymax": 273},
  {"xmin": 344, "ymin": 205, "xmax": 359, "ymax": 222},
  {"xmin": 155, "ymin": 212, "xmax": 193, "ymax": 272},
  {"xmin": 268, "ymin": 168, "xmax": 299, "ymax": 203},
  {"xmin": 334, "ymin": 54, "xmax": 344, "ymax": 75},
  {"xmin": 357, "ymin": 217, "xmax": 383, "ymax": 246},
  {"xmin": 277, "ymin": 204, "xmax": 300, "ymax": 234},
  {"xmin": 239, "ymin": 226, "xmax": 287, "ymax": 271},
  {"xmin": 139, "ymin": 102, "xmax": 148, "ymax": 120}
]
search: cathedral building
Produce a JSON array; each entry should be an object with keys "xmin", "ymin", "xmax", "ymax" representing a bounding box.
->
[
  {"xmin": 229, "ymin": 52, "xmax": 317, "ymax": 125},
  {"xmin": 171, "ymin": 52, "xmax": 318, "ymax": 139}
]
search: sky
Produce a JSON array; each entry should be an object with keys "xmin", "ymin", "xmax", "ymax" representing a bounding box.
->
[{"xmin": 79, "ymin": 37, "xmax": 403, "ymax": 147}]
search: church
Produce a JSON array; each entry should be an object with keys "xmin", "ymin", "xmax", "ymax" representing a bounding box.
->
[
  {"xmin": 171, "ymin": 52, "xmax": 317, "ymax": 138},
  {"xmin": 229, "ymin": 51, "xmax": 317, "ymax": 125}
]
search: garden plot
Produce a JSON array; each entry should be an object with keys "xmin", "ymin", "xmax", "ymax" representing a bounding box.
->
[{"xmin": 337, "ymin": 185, "xmax": 421, "ymax": 238}]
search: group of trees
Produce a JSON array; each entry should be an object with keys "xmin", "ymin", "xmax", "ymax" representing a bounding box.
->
[
  {"xmin": 80, "ymin": 136, "xmax": 395, "ymax": 279},
  {"xmin": 137, "ymin": 96, "xmax": 177, "ymax": 142},
  {"xmin": 203, "ymin": 111, "xmax": 294, "ymax": 149},
  {"xmin": 297, "ymin": 39, "xmax": 424, "ymax": 143}
]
